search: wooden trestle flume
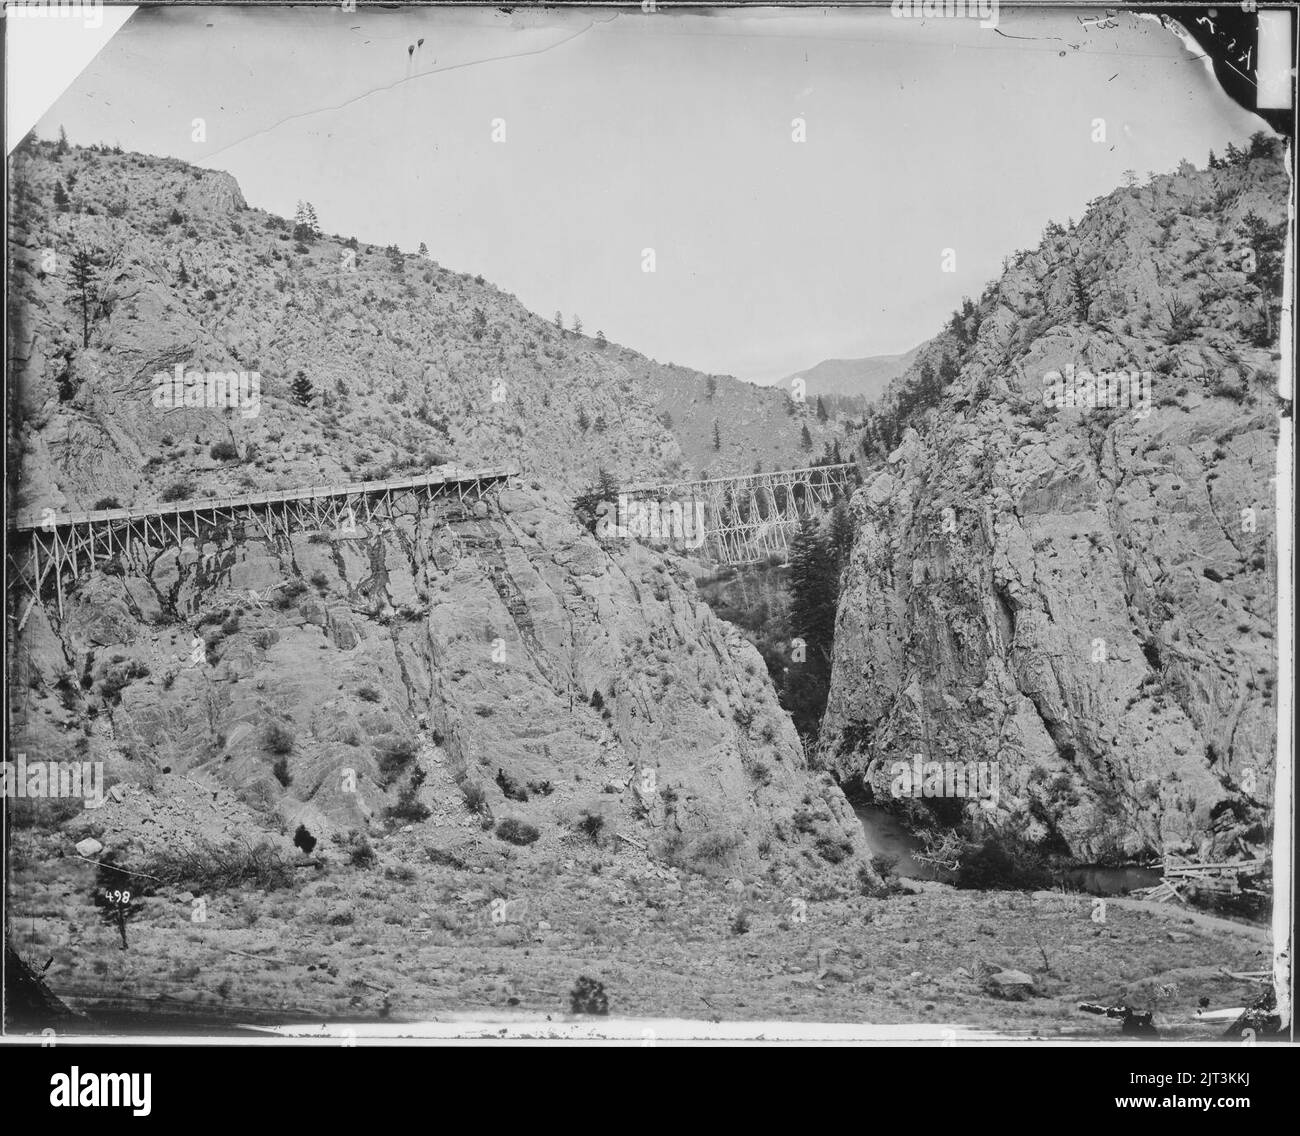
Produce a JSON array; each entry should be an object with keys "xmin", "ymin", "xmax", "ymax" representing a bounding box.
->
[
  {"xmin": 7, "ymin": 465, "xmax": 517, "ymax": 625},
  {"xmin": 6, "ymin": 459, "xmax": 858, "ymax": 624},
  {"xmin": 627, "ymin": 461, "xmax": 858, "ymax": 565}
]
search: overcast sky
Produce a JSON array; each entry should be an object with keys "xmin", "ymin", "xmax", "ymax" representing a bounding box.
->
[{"xmin": 34, "ymin": 5, "xmax": 1268, "ymax": 382}]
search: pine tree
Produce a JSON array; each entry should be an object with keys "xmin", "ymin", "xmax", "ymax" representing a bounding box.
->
[
  {"xmin": 293, "ymin": 201, "xmax": 319, "ymax": 243},
  {"xmin": 53, "ymin": 180, "xmax": 70, "ymax": 212},
  {"xmin": 68, "ymin": 246, "xmax": 99, "ymax": 347},
  {"xmin": 1239, "ymin": 210, "xmax": 1288, "ymax": 343},
  {"xmin": 178, "ymin": 259, "xmax": 190, "ymax": 286},
  {"xmin": 554, "ymin": 311, "xmax": 564, "ymax": 333},
  {"xmin": 860, "ymin": 419, "xmax": 876, "ymax": 460},
  {"xmin": 595, "ymin": 467, "xmax": 620, "ymax": 501},
  {"xmin": 56, "ymin": 125, "xmax": 69, "ymax": 156},
  {"xmin": 789, "ymin": 517, "xmax": 838, "ymax": 659},
  {"xmin": 572, "ymin": 314, "xmax": 583, "ymax": 336},
  {"xmin": 784, "ymin": 515, "xmax": 841, "ymax": 739},
  {"xmin": 917, "ymin": 361, "xmax": 939, "ymax": 407},
  {"xmin": 828, "ymin": 501, "xmax": 855, "ymax": 568},
  {"xmin": 595, "ymin": 329, "xmax": 607, "ymax": 349},
  {"xmin": 712, "ymin": 420, "xmax": 722, "ymax": 450},
  {"xmin": 573, "ymin": 468, "xmax": 621, "ymax": 532},
  {"xmin": 577, "ymin": 407, "xmax": 591, "ymax": 431},
  {"xmin": 1247, "ymin": 131, "xmax": 1278, "ymax": 160},
  {"xmin": 1071, "ymin": 266, "xmax": 1092, "ymax": 324},
  {"xmin": 799, "ymin": 423, "xmax": 813, "ymax": 451},
  {"xmin": 816, "ymin": 395, "xmax": 828, "ymax": 423},
  {"xmin": 291, "ymin": 370, "xmax": 314, "ymax": 406},
  {"xmin": 947, "ymin": 296, "xmax": 979, "ymax": 348}
]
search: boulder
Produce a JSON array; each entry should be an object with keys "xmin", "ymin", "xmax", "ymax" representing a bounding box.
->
[{"xmin": 984, "ymin": 969, "xmax": 1035, "ymax": 1000}]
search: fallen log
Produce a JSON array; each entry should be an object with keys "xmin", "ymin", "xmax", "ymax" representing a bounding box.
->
[{"xmin": 226, "ymin": 948, "xmax": 290, "ymax": 967}]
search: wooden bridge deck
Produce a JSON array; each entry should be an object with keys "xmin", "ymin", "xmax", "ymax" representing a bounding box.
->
[
  {"xmin": 9, "ymin": 465, "xmax": 518, "ymax": 533},
  {"xmin": 628, "ymin": 461, "xmax": 858, "ymax": 500}
]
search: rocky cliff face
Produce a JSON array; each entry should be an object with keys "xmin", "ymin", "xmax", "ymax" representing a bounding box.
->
[
  {"xmin": 10, "ymin": 479, "xmax": 865, "ymax": 881},
  {"xmin": 821, "ymin": 147, "xmax": 1286, "ymax": 863}
]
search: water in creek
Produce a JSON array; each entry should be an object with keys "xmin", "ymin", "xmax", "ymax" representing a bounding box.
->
[
  {"xmin": 852, "ymin": 804, "xmax": 939, "ymax": 880},
  {"xmin": 852, "ymin": 803, "xmax": 1163, "ymax": 895},
  {"xmin": 1053, "ymin": 864, "xmax": 1163, "ymax": 896}
]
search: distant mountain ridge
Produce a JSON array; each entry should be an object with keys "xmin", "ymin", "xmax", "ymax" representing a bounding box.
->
[{"xmin": 782, "ymin": 345, "xmax": 921, "ymax": 404}]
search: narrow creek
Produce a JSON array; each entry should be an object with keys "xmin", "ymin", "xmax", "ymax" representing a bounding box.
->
[{"xmin": 852, "ymin": 803, "xmax": 1163, "ymax": 895}]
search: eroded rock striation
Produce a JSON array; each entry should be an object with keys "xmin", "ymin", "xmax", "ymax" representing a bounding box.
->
[{"xmin": 821, "ymin": 147, "xmax": 1285, "ymax": 862}]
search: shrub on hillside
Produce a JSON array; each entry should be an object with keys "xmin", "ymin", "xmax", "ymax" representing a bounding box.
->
[
  {"xmin": 263, "ymin": 721, "xmax": 295, "ymax": 755},
  {"xmin": 815, "ymin": 834, "xmax": 853, "ymax": 864},
  {"xmin": 496, "ymin": 818, "xmax": 540, "ymax": 846},
  {"xmin": 141, "ymin": 839, "xmax": 295, "ymax": 892},
  {"xmin": 335, "ymin": 831, "xmax": 376, "ymax": 869},
  {"xmin": 272, "ymin": 578, "xmax": 309, "ymax": 610},
  {"xmin": 569, "ymin": 976, "xmax": 609, "ymax": 1015},
  {"xmin": 575, "ymin": 810, "xmax": 605, "ymax": 845},
  {"xmin": 495, "ymin": 767, "xmax": 528, "ymax": 802},
  {"xmin": 686, "ymin": 829, "xmax": 742, "ymax": 869},
  {"xmin": 460, "ymin": 780, "xmax": 487, "ymax": 814},
  {"xmin": 385, "ymin": 768, "xmax": 430, "ymax": 824},
  {"xmin": 376, "ymin": 735, "xmax": 418, "ymax": 783},
  {"xmin": 99, "ymin": 659, "xmax": 149, "ymax": 702},
  {"xmin": 385, "ymin": 789, "xmax": 431, "ymax": 824},
  {"xmin": 870, "ymin": 852, "xmax": 899, "ymax": 881}
]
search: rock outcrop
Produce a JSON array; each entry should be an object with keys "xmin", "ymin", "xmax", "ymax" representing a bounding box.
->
[
  {"xmin": 821, "ymin": 145, "xmax": 1286, "ymax": 862},
  {"xmin": 10, "ymin": 482, "xmax": 867, "ymax": 883}
]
